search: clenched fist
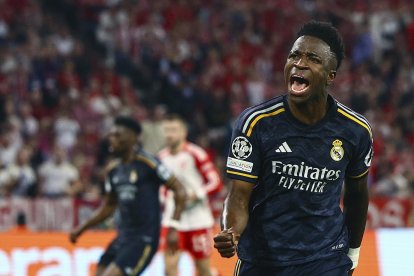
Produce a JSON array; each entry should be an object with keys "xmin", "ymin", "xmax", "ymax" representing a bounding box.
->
[{"xmin": 213, "ymin": 228, "xmax": 239, "ymax": 258}]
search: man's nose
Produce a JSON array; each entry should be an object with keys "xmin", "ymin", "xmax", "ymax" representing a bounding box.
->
[{"xmin": 294, "ymin": 57, "xmax": 308, "ymax": 68}]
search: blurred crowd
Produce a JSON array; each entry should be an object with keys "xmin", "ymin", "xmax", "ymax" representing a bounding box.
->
[{"xmin": 0, "ymin": 0, "xmax": 413, "ymax": 200}]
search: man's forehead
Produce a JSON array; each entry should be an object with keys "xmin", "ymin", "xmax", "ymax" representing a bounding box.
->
[
  {"xmin": 163, "ymin": 119, "xmax": 186, "ymax": 128},
  {"xmin": 290, "ymin": 36, "xmax": 332, "ymax": 56},
  {"xmin": 110, "ymin": 125, "xmax": 128, "ymax": 134}
]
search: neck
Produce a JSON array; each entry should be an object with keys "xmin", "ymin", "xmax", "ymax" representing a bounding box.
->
[
  {"xmin": 170, "ymin": 141, "xmax": 185, "ymax": 154},
  {"xmin": 121, "ymin": 145, "xmax": 137, "ymax": 163},
  {"xmin": 287, "ymin": 94, "xmax": 329, "ymax": 125}
]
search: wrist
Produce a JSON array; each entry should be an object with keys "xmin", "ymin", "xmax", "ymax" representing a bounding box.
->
[
  {"xmin": 347, "ymin": 247, "xmax": 360, "ymax": 269},
  {"xmin": 168, "ymin": 219, "xmax": 181, "ymax": 230}
]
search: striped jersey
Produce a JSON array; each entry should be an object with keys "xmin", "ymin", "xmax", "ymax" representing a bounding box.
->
[
  {"xmin": 159, "ymin": 142, "xmax": 223, "ymax": 231},
  {"xmin": 226, "ymin": 94, "xmax": 373, "ymax": 266},
  {"xmin": 105, "ymin": 149, "xmax": 175, "ymax": 240}
]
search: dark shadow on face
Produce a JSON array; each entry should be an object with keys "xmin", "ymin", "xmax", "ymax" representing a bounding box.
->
[
  {"xmin": 108, "ymin": 126, "xmax": 136, "ymax": 157},
  {"xmin": 284, "ymin": 36, "xmax": 337, "ymax": 104}
]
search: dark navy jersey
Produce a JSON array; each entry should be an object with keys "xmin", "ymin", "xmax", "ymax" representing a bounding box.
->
[
  {"xmin": 105, "ymin": 149, "xmax": 175, "ymax": 240},
  {"xmin": 226, "ymin": 94, "xmax": 373, "ymax": 266}
]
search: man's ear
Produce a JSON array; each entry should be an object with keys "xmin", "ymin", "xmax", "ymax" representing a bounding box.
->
[{"xmin": 327, "ymin": 70, "xmax": 336, "ymax": 85}]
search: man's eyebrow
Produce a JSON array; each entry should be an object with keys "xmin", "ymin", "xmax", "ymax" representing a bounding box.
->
[
  {"xmin": 289, "ymin": 50, "xmax": 321, "ymax": 57},
  {"xmin": 304, "ymin": 51, "xmax": 321, "ymax": 57}
]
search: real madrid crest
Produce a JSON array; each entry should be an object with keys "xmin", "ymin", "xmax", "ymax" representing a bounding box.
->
[
  {"xmin": 330, "ymin": 139, "xmax": 344, "ymax": 161},
  {"xmin": 129, "ymin": 170, "xmax": 138, "ymax": 182},
  {"xmin": 231, "ymin": 136, "xmax": 253, "ymax": 160}
]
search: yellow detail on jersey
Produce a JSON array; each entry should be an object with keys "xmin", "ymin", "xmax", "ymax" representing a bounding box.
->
[
  {"xmin": 135, "ymin": 155, "xmax": 157, "ymax": 169},
  {"xmin": 348, "ymin": 169, "xmax": 369, "ymax": 179},
  {"xmin": 227, "ymin": 170, "xmax": 258, "ymax": 179},
  {"xmin": 337, "ymin": 108, "xmax": 372, "ymax": 138},
  {"xmin": 246, "ymin": 108, "xmax": 285, "ymax": 137},
  {"xmin": 132, "ymin": 245, "xmax": 152, "ymax": 275}
]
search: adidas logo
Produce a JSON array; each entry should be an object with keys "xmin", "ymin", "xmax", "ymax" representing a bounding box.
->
[{"xmin": 275, "ymin": 142, "xmax": 292, "ymax": 153}]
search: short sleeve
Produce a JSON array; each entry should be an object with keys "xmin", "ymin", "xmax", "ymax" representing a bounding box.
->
[
  {"xmin": 346, "ymin": 130, "xmax": 373, "ymax": 178},
  {"xmin": 226, "ymin": 115, "xmax": 262, "ymax": 184}
]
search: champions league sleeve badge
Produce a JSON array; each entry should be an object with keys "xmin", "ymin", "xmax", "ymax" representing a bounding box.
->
[
  {"xmin": 330, "ymin": 139, "xmax": 344, "ymax": 161},
  {"xmin": 231, "ymin": 136, "xmax": 253, "ymax": 160}
]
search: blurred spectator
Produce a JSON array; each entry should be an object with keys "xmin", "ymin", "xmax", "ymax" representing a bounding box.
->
[
  {"xmin": 2, "ymin": 146, "xmax": 37, "ymax": 197},
  {"xmin": 19, "ymin": 102, "xmax": 39, "ymax": 138},
  {"xmin": 38, "ymin": 145, "xmax": 81, "ymax": 197},
  {"xmin": 88, "ymin": 78, "xmax": 121, "ymax": 116},
  {"xmin": 141, "ymin": 104, "xmax": 167, "ymax": 155},
  {"xmin": 52, "ymin": 26, "xmax": 75, "ymax": 56},
  {"xmin": 0, "ymin": 121, "xmax": 23, "ymax": 167},
  {"xmin": 0, "ymin": 0, "xmax": 410, "ymax": 203},
  {"xmin": 54, "ymin": 106, "xmax": 80, "ymax": 151}
]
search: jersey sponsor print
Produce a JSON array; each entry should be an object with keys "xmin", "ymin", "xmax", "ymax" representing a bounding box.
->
[{"xmin": 226, "ymin": 95, "xmax": 373, "ymax": 266}]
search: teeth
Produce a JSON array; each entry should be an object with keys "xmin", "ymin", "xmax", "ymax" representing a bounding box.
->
[
  {"xmin": 291, "ymin": 75, "xmax": 305, "ymax": 81},
  {"xmin": 290, "ymin": 74, "xmax": 309, "ymax": 84},
  {"xmin": 290, "ymin": 74, "xmax": 309, "ymax": 93}
]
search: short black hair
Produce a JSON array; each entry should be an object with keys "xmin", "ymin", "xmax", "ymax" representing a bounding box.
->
[
  {"xmin": 163, "ymin": 113, "xmax": 188, "ymax": 129},
  {"xmin": 296, "ymin": 21, "xmax": 345, "ymax": 69},
  {"xmin": 114, "ymin": 116, "xmax": 142, "ymax": 134}
]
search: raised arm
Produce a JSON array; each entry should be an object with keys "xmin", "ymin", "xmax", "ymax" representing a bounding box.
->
[
  {"xmin": 343, "ymin": 173, "xmax": 369, "ymax": 273},
  {"xmin": 69, "ymin": 192, "xmax": 117, "ymax": 243},
  {"xmin": 214, "ymin": 179, "xmax": 254, "ymax": 258}
]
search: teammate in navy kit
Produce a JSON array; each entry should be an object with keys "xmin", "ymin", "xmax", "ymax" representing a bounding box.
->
[
  {"xmin": 214, "ymin": 21, "xmax": 373, "ymax": 276},
  {"xmin": 69, "ymin": 116, "xmax": 186, "ymax": 276}
]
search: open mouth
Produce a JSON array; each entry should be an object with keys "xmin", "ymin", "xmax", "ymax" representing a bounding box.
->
[{"xmin": 290, "ymin": 75, "xmax": 310, "ymax": 93}]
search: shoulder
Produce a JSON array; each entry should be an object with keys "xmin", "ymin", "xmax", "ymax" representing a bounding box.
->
[
  {"xmin": 335, "ymin": 100, "xmax": 373, "ymax": 139},
  {"xmin": 135, "ymin": 149, "xmax": 160, "ymax": 170},
  {"xmin": 184, "ymin": 142, "xmax": 208, "ymax": 161},
  {"xmin": 235, "ymin": 95, "xmax": 286, "ymax": 137}
]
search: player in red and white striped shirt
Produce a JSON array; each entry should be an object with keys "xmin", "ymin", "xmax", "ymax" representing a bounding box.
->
[{"xmin": 159, "ymin": 114, "xmax": 223, "ymax": 276}]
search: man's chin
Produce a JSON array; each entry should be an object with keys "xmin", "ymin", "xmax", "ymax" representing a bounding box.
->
[{"xmin": 288, "ymin": 89, "xmax": 311, "ymax": 102}]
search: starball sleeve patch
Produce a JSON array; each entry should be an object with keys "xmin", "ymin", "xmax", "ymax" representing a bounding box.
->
[{"xmin": 231, "ymin": 136, "xmax": 253, "ymax": 160}]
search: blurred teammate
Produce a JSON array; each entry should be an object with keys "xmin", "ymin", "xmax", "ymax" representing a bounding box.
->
[
  {"xmin": 159, "ymin": 114, "xmax": 223, "ymax": 276},
  {"xmin": 69, "ymin": 116, "xmax": 186, "ymax": 276},
  {"xmin": 214, "ymin": 21, "xmax": 373, "ymax": 276}
]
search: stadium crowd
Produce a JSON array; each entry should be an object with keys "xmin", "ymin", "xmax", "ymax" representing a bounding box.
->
[{"xmin": 0, "ymin": 0, "xmax": 413, "ymax": 203}]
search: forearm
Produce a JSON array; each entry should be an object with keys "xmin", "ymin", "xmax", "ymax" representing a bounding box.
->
[
  {"xmin": 221, "ymin": 182, "xmax": 251, "ymax": 236},
  {"xmin": 77, "ymin": 203, "xmax": 116, "ymax": 233},
  {"xmin": 171, "ymin": 180, "xmax": 187, "ymax": 221},
  {"xmin": 344, "ymin": 179, "xmax": 369, "ymax": 248}
]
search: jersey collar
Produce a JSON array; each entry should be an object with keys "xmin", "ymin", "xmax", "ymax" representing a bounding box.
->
[{"xmin": 282, "ymin": 94, "xmax": 337, "ymax": 131}]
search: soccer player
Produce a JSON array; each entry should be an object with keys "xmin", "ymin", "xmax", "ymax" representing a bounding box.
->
[
  {"xmin": 159, "ymin": 114, "xmax": 223, "ymax": 276},
  {"xmin": 69, "ymin": 116, "xmax": 186, "ymax": 276},
  {"xmin": 213, "ymin": 21, "xmax": 373, "ymax": 276}
]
